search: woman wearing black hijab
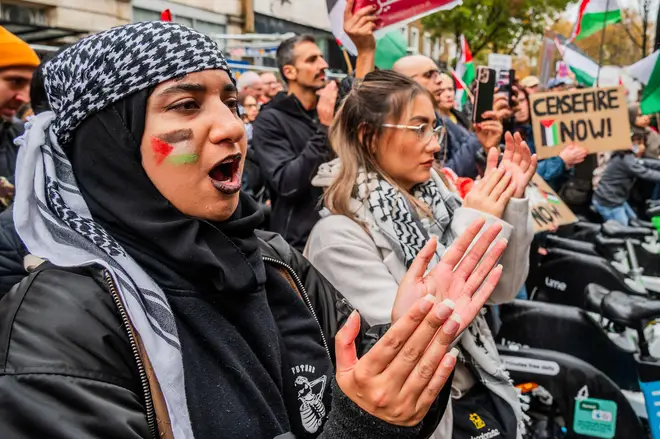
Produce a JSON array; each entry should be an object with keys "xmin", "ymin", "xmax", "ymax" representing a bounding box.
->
[{"xmin": 0, "ymin": 22, "xmax": 508, "ymax": 439}]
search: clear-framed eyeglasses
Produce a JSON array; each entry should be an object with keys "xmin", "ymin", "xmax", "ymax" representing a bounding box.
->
[{"xmin": 381, "ymin": 122, "xmax": 446, "ymax": 145}]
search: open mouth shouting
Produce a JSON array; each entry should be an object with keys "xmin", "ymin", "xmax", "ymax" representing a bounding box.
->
[{"xmin": 209, "ymin": 153, "xmax": 242, "ymax": 194}]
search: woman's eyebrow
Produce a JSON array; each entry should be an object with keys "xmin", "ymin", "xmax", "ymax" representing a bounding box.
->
[
  {"xmin": 409, "ymin": 115, "xmax": 430, "ymax": 124},
  {"xmin": 158, "ymin": 83, "xmax": 206, "ymax": 96},
  {"xmin": 222, "ymin": 83, "xmax": 238, "ymax": 94}
]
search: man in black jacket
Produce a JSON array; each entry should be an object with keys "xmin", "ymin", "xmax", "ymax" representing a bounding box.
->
[{"xmin": 253, "ymin": 35, "xmax": 337, "ymax": 251}]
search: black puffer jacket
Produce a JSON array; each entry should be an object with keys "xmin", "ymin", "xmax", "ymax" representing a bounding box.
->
[
  {"xmin": 0, "ymin": 204, "xmax": 27, "ymax": 296},
  {"xmin": 0, "ymin": 230, "xmax": 449, "ymax": 439}
]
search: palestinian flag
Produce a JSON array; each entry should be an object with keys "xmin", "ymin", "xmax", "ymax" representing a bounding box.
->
[
  {"xmin": 627, "ymin": 50, "xmax": 660, "ymax": 115},
  {"xmin": 545, "ymin": 192, "xmax": 561, "ymax": 204},
  {"xmin": 454, "ymin": 35, "xmax": 475, "ymax": 110},
  {"xmin": 540, "ymin": 119, "xmax": 560, "ymax": 147},
  {"xmin": 557, "ymin": 42, "xmax": 599, "ymax": 86},
  {"xmin": 570, "ymin": 0, "xmax": 621, "ymax": 42}
]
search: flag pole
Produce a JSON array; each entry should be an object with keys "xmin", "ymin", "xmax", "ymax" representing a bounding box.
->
[
  {"xmin": 596, "ymin": 0, "xmax": 611, "ymax": 86},
  {"xmin": 342, "ymin": 48, "xmax": 354, "ymax": 75},
  {"xmin": 450, "ymin": 69, "xmax": 474, "ymax": 101}
]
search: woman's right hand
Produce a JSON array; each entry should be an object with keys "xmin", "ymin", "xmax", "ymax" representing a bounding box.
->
[
  {"xmin": 344, "ymin": 0, "xmax": 378, "ymax": 53},
  {"xmin": 335, "ymin": 218, "xmax": 505, "ymax": 426},
  {"xmin": 559, "ymin": 143, "xmax": 588, "ymax": 167},
  {"xmin": 463, "ymin": 154, "xmax": 516, "ymax": 218}
]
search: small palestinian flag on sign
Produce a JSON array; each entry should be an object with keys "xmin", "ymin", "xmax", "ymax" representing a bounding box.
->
[
  {"xmin": 540, "ymin": 119, "xmax": 560, "ymax": 147},
  {"xmin": 545, "ymin": 192, "xmax": 561, "ymax": 205}
]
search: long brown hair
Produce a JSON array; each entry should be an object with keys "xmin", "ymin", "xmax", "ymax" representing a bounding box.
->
[{"xmin": 326, "ymin": 70, "xmax": 436, "ymax": 222}]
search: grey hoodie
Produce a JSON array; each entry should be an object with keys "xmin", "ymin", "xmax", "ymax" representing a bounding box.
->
[
  {"xmin": 594, "ymin": 152, "xmax": 660, "ymax": 207},
  {"xmin": 305, "ymin": 159, "xmax": 534, "ymax": 439}
]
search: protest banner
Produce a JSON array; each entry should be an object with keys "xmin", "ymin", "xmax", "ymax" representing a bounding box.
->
[
  {"xmin": 352, "ymin": 0, "xmax": 461, "ymax": 34},
  {"xmin": 530, "ymin": 86, "xmax": 631, "ymax": 159},
  {"xmin": 527, "ymin": 174, "xmax": 578, "ymax": 232}
]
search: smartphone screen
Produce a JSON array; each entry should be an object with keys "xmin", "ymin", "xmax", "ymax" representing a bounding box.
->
[{"xmin": 473, "ymin": 67, "xmax": 496, "ymax": 124}]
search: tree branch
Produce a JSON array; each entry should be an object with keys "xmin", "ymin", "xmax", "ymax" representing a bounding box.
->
[
  {"xmin": 472, "ymin": 7, "xmax": 505, "ymax": 55},
  {"xmin": 507, "ymin": 31, "xmax": 525, "ymax": 55},
  {"xmin": 621, "ymin": 21, "xmax": 644, "ymax": 48}
]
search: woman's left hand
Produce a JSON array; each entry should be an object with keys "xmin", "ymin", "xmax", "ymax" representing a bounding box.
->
[
  {"xmin": 490, "ymin": 131, "xmax": 537, "ymax": 198},
  {"xmin": 475, "ymin": 111, "xmax": 504, "ymax": 151},
  {"xmin": 392, "ymin": 218, "xmax": 507, "ymax": 331}
]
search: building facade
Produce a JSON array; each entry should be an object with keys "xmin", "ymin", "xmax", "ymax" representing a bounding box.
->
[
  {"xmin": 2, "ymin": 0, "xmax": 457, "ymax": 73},
  {"xmin": 0, "ymin": 0, "xmax": 131, "ymax": 44}
]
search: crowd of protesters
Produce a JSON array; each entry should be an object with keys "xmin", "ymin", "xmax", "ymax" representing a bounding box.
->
[{"xmin": 0, "ymin": 0, "xmax": 658, "ymax": 438}]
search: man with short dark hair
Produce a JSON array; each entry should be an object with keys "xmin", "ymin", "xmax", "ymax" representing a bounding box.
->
[
  {"xmin": 0, "ymin": 26, "xmax": 39, "ymax": 211},
  {"xmin": 253, "ymin": 34, "xmax": 336, "ymax": 250}
]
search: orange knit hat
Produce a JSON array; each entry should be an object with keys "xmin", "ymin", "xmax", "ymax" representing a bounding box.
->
[{"xmin": 0, "ymin": 26, "xmax": 40, "ymax": 70}]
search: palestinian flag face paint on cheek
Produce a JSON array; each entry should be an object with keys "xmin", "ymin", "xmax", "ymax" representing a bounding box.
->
[{"xmin": 150, "ymin": 136, "xmax": 199, "ymax": 166}]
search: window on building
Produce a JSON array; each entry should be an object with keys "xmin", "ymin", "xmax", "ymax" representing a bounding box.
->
[
  {"xmin": 447, "ymin": 40, "xmax": 457, "ymax": 62},
  {"xmin": 0, "ymin": 1, "xmax": 48, "ymax": 25},
  {"xmin": 410, "ymin": 28, "xmax": 420, "ymax": 54},
  {"xmin": 194, "ymin": 19, "xmax": 226, "ymax": 37},
  {"xmin": 423, "ymin": 32, "xmax": 432, "ymax": 57},
  {"xmin": 433, "ymin": 39, "xmax": 441, "ymax": 61},
  {"xmin": 133, "ymin": 7, "xmax": 160, "ymax": 22},
  {"xmin": 132, "ymin": 7, "xmax": 226, "ymax": 48},
  {"xmin": 400, "ymin": 26, "xmax": 409, "ymax": 45}
]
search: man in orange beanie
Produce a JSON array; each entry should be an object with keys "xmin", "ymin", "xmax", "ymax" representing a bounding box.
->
[
  {"xmin": 0, "ymin": 26, "xmax": 40, "ymax": 210},
  {"xmin": 0, "ymin": 26, "xmax": 39, "ymax": 121}
]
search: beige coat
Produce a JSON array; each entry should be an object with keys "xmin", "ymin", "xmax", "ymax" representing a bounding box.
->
[{"xmin": 304, "ymin": 166, "xmax": 533, "ymax": 439}]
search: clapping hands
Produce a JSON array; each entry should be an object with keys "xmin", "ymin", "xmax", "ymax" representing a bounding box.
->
[{"xmin": 334, "ymin": 218, "xmax": 506, "ymax": 427}]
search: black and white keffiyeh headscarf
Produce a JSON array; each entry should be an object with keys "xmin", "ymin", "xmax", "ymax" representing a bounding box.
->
[
  {"xmin": 356, "ymin": 168, "xmax": 462, "ymax": 269},
  {"xmin": 44, "ymin": 21, "xmax": 230, "ymax": 144},
  {"xmin": 14, "ymin": 21, "xmax": 232, "ymax": 439}
]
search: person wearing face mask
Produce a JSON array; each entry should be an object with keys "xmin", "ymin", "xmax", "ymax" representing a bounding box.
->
[
  {"xmin": 305, "ymin": 70, "xmax": 536, "ymax": 439},
  {"xmin": 253, "ymin": 35, "xmax": 338, "ymax": 251},
  {"xmin": 513, "ymin": 87, "xmax": 587, "ymax": 191},
  {"xmin": 0, "ymin": 21, "xmax": 510, "ymax": 439}
]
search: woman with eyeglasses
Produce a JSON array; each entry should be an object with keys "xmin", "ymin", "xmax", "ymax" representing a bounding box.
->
[{"xmin": 305, "ymin": 70, "xmax": 536, "ymax": 439}]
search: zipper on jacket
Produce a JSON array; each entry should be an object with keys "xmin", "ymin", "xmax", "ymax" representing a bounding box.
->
[
  {"xmin": 262, "ymin": 256, "xmax": 331, "ymax": 360},
  {"xmin": 103, "ymin": 271, "xmax": 157, "ymax": 439}
]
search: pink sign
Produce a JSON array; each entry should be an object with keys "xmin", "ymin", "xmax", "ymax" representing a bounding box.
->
[
  {"xmin": 354, "ymin": 0, "xmax": 461, "ymax": 31},
  {"xmin": 556, "ymin": 62, "xmax": 569, "ymax": 78}
]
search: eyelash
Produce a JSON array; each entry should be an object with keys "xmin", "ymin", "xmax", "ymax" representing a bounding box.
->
[
  {"xmin": 167, "ymin": 99, "xmax": 199, "ymax": 112},
  {"xmin": 225, "ymin": 98, "xmax": 239, "ymax": 113},
  {"xmin": 166, "ymin": 98, "xmax": 239, "ymax": 114}
]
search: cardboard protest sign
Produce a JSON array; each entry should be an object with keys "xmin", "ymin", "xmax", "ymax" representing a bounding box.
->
[
  {"xmin": 353, "ymin": 0, "xmax": 461, "ymax": 33},
  {"xmin": 527, "ymin": 174, "xmax": 578, "ymax": 232},
  {"xmin": 529, "ymin": 86, "xmax": 631, "ymax": 159},
  {"xmin": 488, "ymin": 53, "xmax": 512, "ymax": 87}
]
